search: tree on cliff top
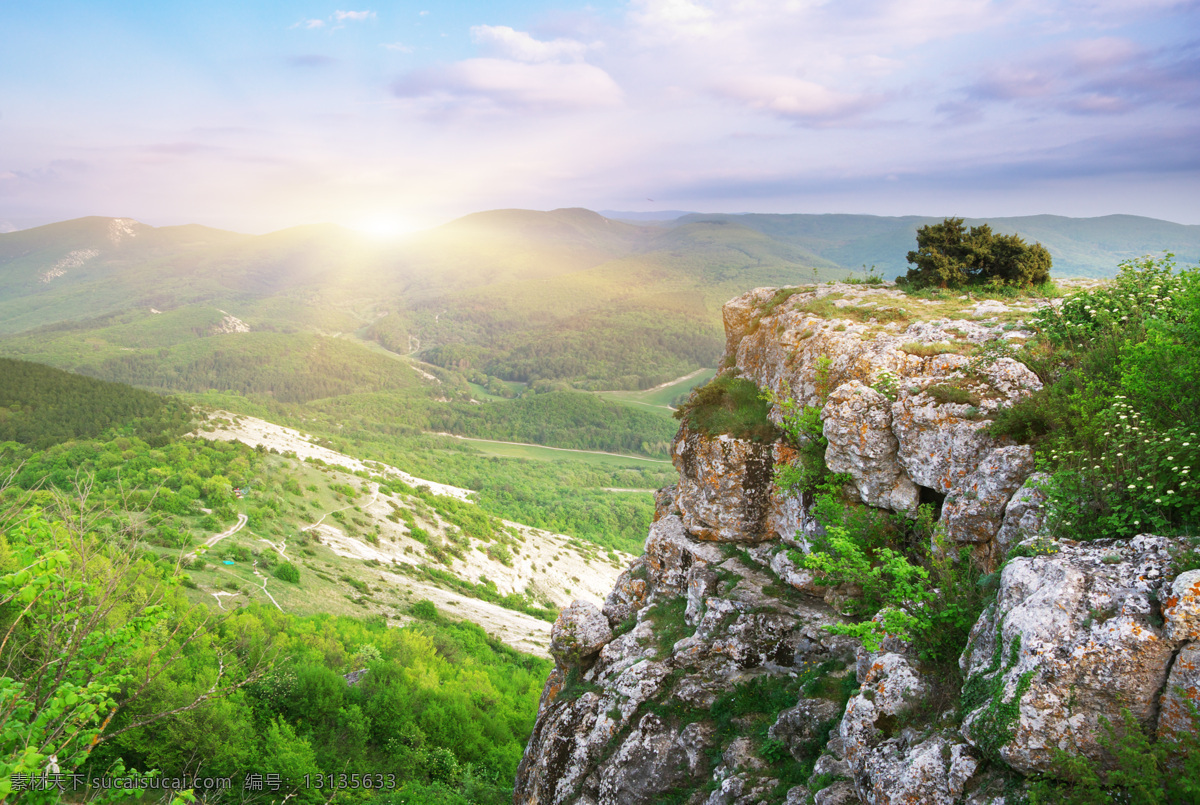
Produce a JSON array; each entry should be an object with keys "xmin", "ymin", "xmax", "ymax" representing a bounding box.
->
[{"xmin": 901, "ymin": 217, "xmax": 1052, "ymax": 289}]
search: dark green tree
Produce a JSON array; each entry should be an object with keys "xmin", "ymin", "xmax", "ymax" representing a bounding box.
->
[{"xmin": 902, "ymin": 217, "xmax": 1051, "ymax": 289}]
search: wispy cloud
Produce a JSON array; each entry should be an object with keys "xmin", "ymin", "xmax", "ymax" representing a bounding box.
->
[
  {"xmin": 960, "ymin": 36, "xmax": 1200, "ymax": 117},
  {"xmin": 393, "ymin": 58, "xmax": 622, "ymax": 113},
  {"xmin": 334, "ymin": 10, "xmax": 375, "ymax": 22},
  {"xmin": 383, "ymin": 42, "xmax": 413, "ymax": 53},
  {"xmin": 470, "ymin": 25, "xmax": 592, "ymax": 63},
  {"xmin": 713, "ymin": 75, "xmax": 881, "ymax": 126}
]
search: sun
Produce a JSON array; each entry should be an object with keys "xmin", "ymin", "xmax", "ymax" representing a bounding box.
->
[{"xmin": 346, "ymin": 214, "xmax": 419, "ymax": 240}]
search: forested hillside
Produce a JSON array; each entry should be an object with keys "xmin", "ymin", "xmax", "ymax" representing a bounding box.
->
[{"xmin": 0, "ymin": 368, "xmax": 622, "ymax": 804}]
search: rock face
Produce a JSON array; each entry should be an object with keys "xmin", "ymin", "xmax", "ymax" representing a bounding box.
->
[
  {"xmin": 515, "ymin": 282, "xmax": 1198, "ymax": 805},
  {"xmin": 513, "ymin": 510, "xmax": 856, "ymax": 804},
  {"xmin": 960, "ymin": 535, "xmax": 1189, "ymax": 774},
  {"xmin": 822, "ymin": 381, "xmax": 918, "ymax": 513},
  {"xmin": 673, "ymin": 424, "xmax": 777, "ymax": 542},
  {"xmin": 551, "ymin": 601, "xmax": 615, "ymax": 666}
]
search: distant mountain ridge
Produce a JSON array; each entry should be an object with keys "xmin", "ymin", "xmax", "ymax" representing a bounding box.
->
[{"xmin": 1, "ymin": 207, "xmax": 1197, "ymax": 393}]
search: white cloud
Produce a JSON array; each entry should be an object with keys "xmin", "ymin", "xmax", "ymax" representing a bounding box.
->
[
  {"xmin": 290, "ymin": 18, "xmax": 325, "ymax": 29},
  {"xmin": 470, "ymin": 25, "xmax": 591, "ymax": 63},
  {"xmin": 714, "ymin": 75, "xmax": 878, "ymax": 124},
  {"xmin": 383, "ymin": 42, "xmax": 413, "ymax": 53},
  {"xmin": 334, "ymin": 10, "xmax": 376, "ymax": 22},
  {"xmin": 393, "ymin": 58, "xmax": 623, "ymax": 112}
]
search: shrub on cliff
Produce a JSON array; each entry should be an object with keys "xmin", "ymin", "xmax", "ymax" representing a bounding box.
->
[
  {"xmin": 992, "ymin": 255, "xmax": 1200, "ymax": 540},
  {"xmin": 673, "ymin": 372, "xmax": 779, "ymax": 442},
  {"xmin": 900, "ymin": 217, "xmax": 1052, "ymax": 289}
]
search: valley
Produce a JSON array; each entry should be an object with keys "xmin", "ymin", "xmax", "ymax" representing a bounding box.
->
[{"xmin": 2, "ymin": 209, "xmax": 1199, "ymax": 804}]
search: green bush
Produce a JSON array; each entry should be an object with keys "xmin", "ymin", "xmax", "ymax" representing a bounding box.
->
[
  {"xmin": 993, "ymin": 255, "xmax": 1200, "ymax": 540},
  {"xmin": 673, "ymin": 373, "xmax": 779, "ymax": 442},
  {"xmin": 900, "ymin": 217, "xmax": 1051, "ymax": 289},
  {"xmin": 411, "ymin": 599, "xmax": 439, "ymax": 620},
  {"xmin": 802, "ymin": 508, "xmax": 986, "ymax": 665},
  {"xmin": 1029, "ymin": 706, "xmax": 1200, "ymax": 804},
  {"xmin": 273, "ymin": 561, "xmax": 301, "ymax": 583}
]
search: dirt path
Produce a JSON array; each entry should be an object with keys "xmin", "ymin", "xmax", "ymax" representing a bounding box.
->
[
  {"xmin": 191, "ymin": 513, "xmax": 247, "ymax": 560},
  {"xmin": 430, "ymin": 433, "xmax": 672, "ymax": 464},
  {"xmin": 644, "ymin": 367, "xmax": 707, "ymax": 393},
  {"xmin": 302, "ymin": 484, "xmax": 381, "ymax": 533},
  {"xmin": 250, "ymin": 561, "xmax": 283, "ymax": 612}
]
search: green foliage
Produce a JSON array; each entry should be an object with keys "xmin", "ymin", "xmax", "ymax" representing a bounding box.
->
[
  {"xmin": 411, "ymin": 599, "xmax": 439, "ymax": 620},
  {"xmin": 273, "ymin": 561, "xmax": 300, "ymax": 583},
  {"xmin": 901, "ymin": 217, "xmax": 1052, "ymax": 289},
  {"xmin": 924, "ymin": 383, "xmax": 982, "ymax": 407},
  {"xmin": 993, "ymin": 255, "xmax": 1200, "ymax": 540},
  {"xmin": 960, "ymin": 622, "xmax": 1034, "ymax": 762},
  {"xmin": 673, "ymin": 373, "xmax": 779, "ymax": 442},
  {"xmin": 771, "ymin": 390, "xmax": 852, "ymax": 498},
  {"xmin": 0, "ymin": 357, "xmax": 191, "ymax": 448},
  {"xmin": 804, "ymin": 507, "xmax": 987, "ymax": 665},
  {"xmin": 1029, "ymin": 707, "xmax": 1200, "ymax": 804}
]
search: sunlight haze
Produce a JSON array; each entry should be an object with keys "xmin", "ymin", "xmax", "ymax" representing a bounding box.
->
[{"xmin": 2, "ymin": 0, "xmax": 1198, "ymax": 231}]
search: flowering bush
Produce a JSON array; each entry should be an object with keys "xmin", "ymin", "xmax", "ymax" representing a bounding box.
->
[{"xmin": 1002, "ymin": 254, "xmax": 1200, "ymax": 540}]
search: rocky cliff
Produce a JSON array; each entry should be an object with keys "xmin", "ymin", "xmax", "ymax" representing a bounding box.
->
[{"xmin": 513, "ymin": 282, "xmax": 1200, "ymax": 804}]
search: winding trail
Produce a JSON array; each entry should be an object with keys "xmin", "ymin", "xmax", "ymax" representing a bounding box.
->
[
  {"xmin": 191, "ymin": 513, "xmax": 248, "ymax": 560},
  {"xmin": 302, "ymin": 484, "xmax": 382, "ymax": 533},
  {"xmin": 250, "ymin": 561, "xmax": 283, "ymax": 611},
  {"xmin": 643, "ymin": 367, "xmax": 707, "ymax": 393}
]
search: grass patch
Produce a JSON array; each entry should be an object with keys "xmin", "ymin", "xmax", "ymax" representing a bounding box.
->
[
  {"xmin": 673, "ymin": 373, "xmax": 779, "ymax": 442},
  {"xmin": 901, "ymin": 341, "xmax": 964, "ymax": 357},
  {"xmin": 924, "ymin": 383, "xmax": 982, "ymax": 407}
]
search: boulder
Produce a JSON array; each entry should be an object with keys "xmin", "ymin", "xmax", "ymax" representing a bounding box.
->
[
  {"xmin": 822, "ymin": 381, "xmax": 919, "ymax": 513},
  {"xmin": 1164, "ymin": 569, "xmax": 1200, "ymax": 642},
  {"xmin": 940, "ymin": 445, "xmax": 1035, "ymax": 569},
  {"xmin": 891, "ymin": 387, "xmax": 997, "ymax": 494},
  {"xmin": 993, "ymin": 472, "xmax": 1049, "ymax": 559},
  {"xmin": 672, "ymin": 425, "xmax": 777, "ymax": 542},
  {"xmin": 595, "ymin": 715, "xmax": 715, "ymax": 804},
  {"xmin": 602, "ymin": 560, "xmax": 649, "ymax": 628},
  {"xmin": 960, "ymin": 535, "xmax": 1180, "ymax": 773},
  {"xmin": 1158, "ymin": 642, "xmax": 1200, "ymax": 740},
  {"xmin": 642, "ymin": 515, "xmax": 725, "ymax": 596},
  {"xmin": 551, "ymin": 601, "xmax": 614, "ymax": 666}
]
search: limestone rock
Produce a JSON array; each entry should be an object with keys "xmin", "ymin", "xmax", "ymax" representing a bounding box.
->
[
  {"xmin": 822, "ymin": 381, "xmax": 919, "ymax": 513},
  {"xmin": 769, "ymin": 698, "xmax": 844, "ymax": 762},
  {"xmin": 673, "ymin": 424, "xmax": 777, "ymax": 542},
  {"xmin": 941, "ymin": 445, "xmax": 1035, "ymax": 569},
  {"xmin": 551, "ymin": 601, "xmax": 614, "ymax": 666},
  {"xmin": 1164, "ymin": 570, "xmax": 1200, "ymax": 642},
  {"xmin": 602, "ymin": 560, "xmax": 649, "ymax": 628},
  {"xmin": 596, "ymin": 715, "xmax": 715, "ymax": 804},
  {"xmin": 642, "ymin": 515, "xmax": 725, "ymax": 596},
  {"xmin": 840, "ymin": 653, "xmax": 926, "ymax": 774},
  {"xmin": 891, "ymin": 387, "xmax": 998, "ymax": 494},
  {"xmin": 1158, "ymin": 642, "xmax": 1200, "ymax": 740},
  {"xmin": 960, "ymin": 535, "xmax": 1180, "ymax": 774},
  {"xmin": 994, "ymin": 472, "xmax": 1049, "ymax": 559},
  {"xmin": 685, "ymin": 563, "xmax": 719, "ymax": 626},
  {"xmin": 654, "ymin": 485, "xmax": 679, "ymax": 521},
  {"xmin": 722, "ymin": 286, "xmax": 778, "ymax": 358}
]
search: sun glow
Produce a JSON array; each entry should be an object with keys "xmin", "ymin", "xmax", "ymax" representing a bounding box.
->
[{"xmin": 346, "ymin": 214, "xmax": 420, "ymax": 240}]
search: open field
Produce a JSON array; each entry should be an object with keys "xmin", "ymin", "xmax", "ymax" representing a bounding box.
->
[{"xmin": 596, "ymin": 367, "xmax": 716, "ymax": 412}]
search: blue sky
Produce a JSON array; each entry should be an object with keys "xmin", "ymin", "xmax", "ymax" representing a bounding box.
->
[{"xmin": 2, "ymin": 0, "xmax": 1198, "ymax": 233}]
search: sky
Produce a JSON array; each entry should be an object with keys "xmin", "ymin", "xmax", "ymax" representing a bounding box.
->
[{"xmin": 2, "ymin": 0, "xmax": 1199, "ymax": 234}]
